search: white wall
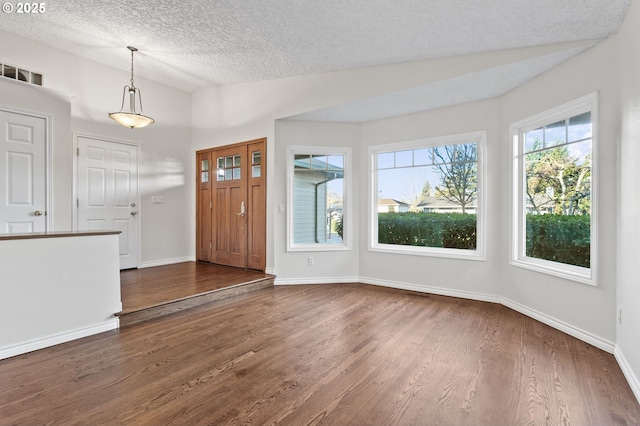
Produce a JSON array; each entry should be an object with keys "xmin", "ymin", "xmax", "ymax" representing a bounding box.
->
[
  {"xmin": 274, "ymin": 120, "xmax": 360, "ymax": 282},
  {"xmin": 358, "ymin": 99, "xmax": 502, "ymax": 300},
  {"xmin": 499, "ymin": 37, "xmax": 619, "ymax": 349},
  {"xmin": 615, "ymin": 0, "xmax": 640, "ymax": 401},
  {"xmin": 1, "ymin": 30, "xmax": 194, "ymax": 266},
  {"xmin": 0, "ymin": 78, "xmax": 72, "ymax": 231},
  {"xmin": 0, "ymin": 233, "xmax": 121, "ymax": 359}
]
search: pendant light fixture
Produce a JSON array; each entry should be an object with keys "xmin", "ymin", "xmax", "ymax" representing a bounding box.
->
[{"xmin": 108, "ymin": 46, "xmax": 154, "ymax": 129}]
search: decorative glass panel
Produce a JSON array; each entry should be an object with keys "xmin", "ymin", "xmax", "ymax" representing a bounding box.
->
[
  {"xmin": 225, "ymin": 169, "xmax": 232, "ymax": 180},
  {"xmin": 568, "ymin": 112, "xmax": 591, "ymax": 142},
  {"xmin": 395, "ymin": 150, "xmax": 413, "ymax": 167},
  {"xmin": 252, "ymin": 165, "xmax": 261, "ymax": 178},
  {"xmin": 377, "ymin": 152, "xmax": 394, "ymax": 169},
  {"xmin": 233, "ymin": 155, "xmax": 241, "ymax": 167},
  {"xmin": 525, "ymin": 128, "xmax": 544, "ymax": 153},
  {"xmin": 414, "ymin": 148, "xmax": 430, "ymax": 166},
  {"xmin": 311, "ymin": 155, "xmax": 327, "ymax": 170},
  {"xmin": 233, "ymin": 168, "xmax": 241, "ymax": 180},
  {"xmin": 294, "ymin": 154, "xmax": 311, "ymax": 169},
  {"xmin": 202, "ymin": 159, "xmax": 209, "ymax": 171},
  {"xmin": 201, "ymin": 171, "xmax": 209, "ymax": 183},
  {"xmin": 544, "ymin": 120, "xmax": 566, "ymax": 148},
  {"xmin": 252, "ymin": 151, "xmax": 261, "ymax": 165}
]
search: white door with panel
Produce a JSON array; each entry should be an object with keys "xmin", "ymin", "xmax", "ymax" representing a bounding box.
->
[
  {"xmin": 77, "ymin": 136, "xmax": 139, "ymax": 269},
  {"xmin": 0, "ymin": 110, "xmax": 47, "ymax": 233}
]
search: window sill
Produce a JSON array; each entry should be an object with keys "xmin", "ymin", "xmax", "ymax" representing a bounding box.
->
[
  {"xmin": 370, "ymin": 244, "xmax": 485, "ymax": 261},
  {"xmin": 509, "ymin": 257, "xmax": 595, "ymax": 286},
  {"xmin": 287, "ymin": 244, "xmax": 351, "ymax": 252}
]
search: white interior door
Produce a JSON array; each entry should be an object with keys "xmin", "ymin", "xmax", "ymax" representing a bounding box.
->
[
  {"xmin": 0, "ymin": 110, "xmax": 47, "ymax": 233},
  {"xmin": 77, "ymin": 136, "xmax": 139, "ymax": 269}
]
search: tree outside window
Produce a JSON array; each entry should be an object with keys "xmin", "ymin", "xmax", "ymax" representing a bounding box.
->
[
  {"xmin": 511, "ymin": 93, "xmax": 596, "ymax": 284},
  {"xmin": 371, "ymin": 132, "xmax": 485, "ymax": 259},
  {"xmin": 523, "ymin": 112, "xmax": 592, "ymax": 268}
]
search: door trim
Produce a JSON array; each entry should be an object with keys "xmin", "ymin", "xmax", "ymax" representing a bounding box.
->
[
  {"xmin": 0, "ymin": 107, "xmax": 52, "ymax": 231},
  {"xmin": 72, "ymin": 132, "xmax": 142, "ymax": 268}
]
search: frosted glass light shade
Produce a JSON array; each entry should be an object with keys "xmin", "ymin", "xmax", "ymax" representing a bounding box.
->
[{"xmin": 109, "ymin": 112, "xmax": 155, "ymax": 129}]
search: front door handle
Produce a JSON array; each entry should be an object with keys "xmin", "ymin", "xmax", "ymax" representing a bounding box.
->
[
  {"xmin": 237, "ymin": 201, "xmax": 245, "ymax": 217},
  {"xmin": 131, "ymin": 211, "xmax": 138, "ymax": 216},
  {"xmin": 34, "ymin": 210, "xmax": 43, "ymax": 216}
]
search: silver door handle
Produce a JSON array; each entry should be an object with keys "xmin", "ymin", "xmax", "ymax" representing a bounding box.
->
[
  {"xmin": 34, "ymin": 210, "xmax": 43, "ymax": 216},
  {"xmin": 237, "ymin": 201, "xmax": 245, "ymax": 217},
  {"xmin": 131, "ymin": 211, "xmax": 138, "ymax": 216}
]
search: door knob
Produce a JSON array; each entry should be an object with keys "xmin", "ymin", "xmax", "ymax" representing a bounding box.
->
[
  {"xmin": 131, "ymin": 211, "xmax": 138, "ymax": 216},
  {"xmin": 34, "ymin": 210, "xmax": 43, "ymax": 216}
]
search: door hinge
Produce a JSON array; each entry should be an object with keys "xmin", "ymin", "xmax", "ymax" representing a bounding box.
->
[
  {"xmin": 77, "ymin": 148, "xmax": 79, "ymax": 156},
  {"xmin": 210, "ymin": 241, "xmax": 212, "ymax": 249},
  {"xmin": 76, "ymin": 198, "xmax": 79, "ymax": 207},
  {"xmin": 210, "ymin": 201, "xmax": 213, "ymax": 209}
]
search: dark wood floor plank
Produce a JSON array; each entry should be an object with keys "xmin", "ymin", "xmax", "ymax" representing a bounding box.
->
[
  {"xmin": 120, "ymin": 261, "xmax": 271, "ymax": 313},
  {"xmin": 1, "ymin": 278, "xmax": 638, "ymax": 425}
]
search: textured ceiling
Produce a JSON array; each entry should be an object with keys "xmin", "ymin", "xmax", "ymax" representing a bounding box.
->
[
  {"xmin": 0, "ymin": 0, "xmax": 631, "ymax": 120},
  {"xmin": 288, "ymin": 44, "xmax": 595, "ymax": 122}
]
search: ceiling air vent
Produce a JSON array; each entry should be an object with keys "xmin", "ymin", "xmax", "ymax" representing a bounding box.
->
[{"xmin": 1, "ymin": 62, "xmax": 43, "ymax": 86}]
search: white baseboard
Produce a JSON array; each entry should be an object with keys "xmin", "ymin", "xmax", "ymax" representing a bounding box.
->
[
  {"xmin": 360, "ymin": 276, "xmax": 502, "ymax": 304},
  {"xmin": 278, "ymin": 275, "xmax": 616, "ymax": 355},
  {"xmin": 615, "ymin": 346, "xmax": 640, "ymax": 404},
  {"xmin": 139, "ymin": 256, "xmax": 195, "ymax": 269},
  {"xmin": 275, "ymin": 276, "xmax": 360, "ymax": 285},
  {"xmin": 500, "ymin": 297, "xmax": 615, "ymax": 353},
  {"xmin": 0, "ymin": 318, "xmax": 119, "ymax": 360}
]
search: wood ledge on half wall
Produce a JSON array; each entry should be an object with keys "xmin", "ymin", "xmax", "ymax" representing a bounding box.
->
[{"xmin": 0, "ymin": 230, "xmax": 121, "ymax": 241}]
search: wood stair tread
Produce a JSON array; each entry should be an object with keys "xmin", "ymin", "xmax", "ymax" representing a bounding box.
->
[{"xmin": 117, "ymin": 274, "xmax": 274, "ymax": 327}]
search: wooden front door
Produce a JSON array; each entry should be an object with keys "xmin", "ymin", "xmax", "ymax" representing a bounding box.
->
[{"xmin": 197, "ymin": 138, "xmax": 266, "ymax": 271}]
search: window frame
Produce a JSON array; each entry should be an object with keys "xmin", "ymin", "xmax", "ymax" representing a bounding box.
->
[
  {"xmin": 287, "ymin": 145, "xmax": 352, "ymax": 252},
  {"xmin": 369, "ymin": 131, "xmax": 486, "ymax": 260},
  {"xmin": 510, "ymin": 92, "xmax": 598, "ymax": 285}
]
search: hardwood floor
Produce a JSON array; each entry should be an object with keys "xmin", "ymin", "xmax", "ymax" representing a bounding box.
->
[
  {"xmin": 120, "ymin": 262, "xmax": 272, "ymax": 313},
  {"xmin": 118, "ymin": 262, "xmax": 274, "ymax": 326},
  {"xmin": 1, "ymin": 283, "xmax": 638, "ymax": 425}
]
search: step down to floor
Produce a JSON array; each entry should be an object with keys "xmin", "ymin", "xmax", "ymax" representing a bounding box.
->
[{"xmin": 117, "ymin": 276, "xmax": 275, "ymax": 327}]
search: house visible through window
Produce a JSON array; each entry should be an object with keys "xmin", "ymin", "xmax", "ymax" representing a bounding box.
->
[
  {"xmin": 370, "ymin": 131, "xmax": 485, "ymax": 260},
  {"xmin": 511, "ymin": 93, "xmax": 596, "ymax": 284},
  {"xmin": 288, "ymin": 147, "xmax": 350, "ymax": 251}
]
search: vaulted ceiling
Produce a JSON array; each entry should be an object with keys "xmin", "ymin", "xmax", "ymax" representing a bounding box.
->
[{"xmin": 0, "ymin": 0, "xmax": 631, "ymax": 121}]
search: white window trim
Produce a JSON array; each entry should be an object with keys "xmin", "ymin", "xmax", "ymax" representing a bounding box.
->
[
  {"xmin": 369, "ymin": 131, "xmax": 486, "ymax": 261},
  {"xmin": 287, "ymin": 145, "xmax": 352, "ymax": 252},
  {"xmin": 509, "ymin": 92, "xmax": 598, "ymax": 285}
]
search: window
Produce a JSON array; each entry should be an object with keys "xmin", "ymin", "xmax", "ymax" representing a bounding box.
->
[
  {"xmin": 216, "ymin": 154, "xmax": 241, "ymax": 180},
  {"xmin": 287, "ymin": 146, "xmax": 351, "ymax": 251},
  {"xmin": 370, "ymin": 131, "xmax": 485, "ymax": 260},
  {"xmin": 511, "ymin": 93, "xmax": 596, "ymax": 284}
]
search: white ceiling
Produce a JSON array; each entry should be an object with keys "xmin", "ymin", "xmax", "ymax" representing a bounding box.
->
[{"xmin": 0, "ymin": 0, "xmax": 631, "ymax": 121}]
